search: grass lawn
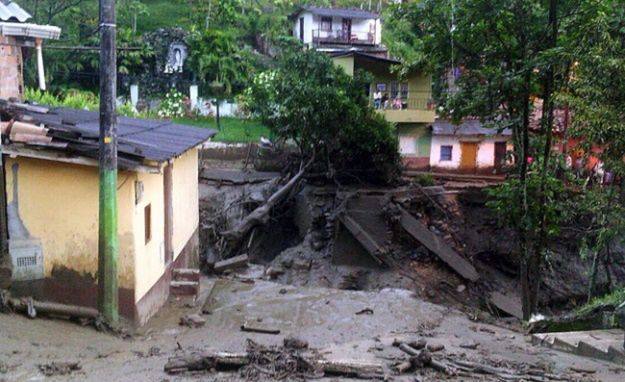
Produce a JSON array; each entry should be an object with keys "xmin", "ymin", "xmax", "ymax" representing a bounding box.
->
[{"xmin": 174, "ymin": 116, "xmax": 272, "ymax": 143}]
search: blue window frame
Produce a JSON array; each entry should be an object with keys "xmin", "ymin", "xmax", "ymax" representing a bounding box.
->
[{"xmin": 440, "ymin": 145, "xmax": 452, "ymax": 161}]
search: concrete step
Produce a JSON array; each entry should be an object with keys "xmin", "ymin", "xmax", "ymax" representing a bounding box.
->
[
  {"xmin": 170, "ymin": 280, "xmax": 199, "ymax": 297},
  {"xmin": 172, "ymin": 268, "xmax": 200, "ymax": 282},
  {"xmin": 532, "ymin": 329, "xmax": 625, "ymax": 364}
]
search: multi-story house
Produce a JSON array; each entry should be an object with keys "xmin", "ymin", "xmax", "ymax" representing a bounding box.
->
[{"xmin": 291, "ymin": 5, "xmax": 385, "ymax": 55}]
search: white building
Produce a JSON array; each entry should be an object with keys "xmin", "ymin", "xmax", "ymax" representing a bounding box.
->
[
  {"xmin": 292, "ymin": 6, "xmax": 383, "ymax": 53},
  {"xmin": 429, "ymin": 119, "xmax": 513, "ymax": 174}
]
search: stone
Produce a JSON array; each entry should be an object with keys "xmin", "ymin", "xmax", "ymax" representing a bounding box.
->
[
  {"xmin": 179, "ymin": 313, "xmax": 206, "ymax": 328},
  {"xmin": 426, "ymin": 343, "xmax": 445, "ymax": 352}
]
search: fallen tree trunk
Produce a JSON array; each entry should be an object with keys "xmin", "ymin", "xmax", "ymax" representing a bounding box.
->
[
  {"xmin": 9, "ymin": 297, "xmax": 99, "ymax": 319},
  {"xmin": 0, "ymin": 254, "xmax": 11, "ymax": 290},
  {"xmin": 165, "ymin": 351, "xmax": 385, "ymax": 379},
  {"xmin": 164, "ymin": 352, "xmax": 249, "ymax": 374},
  {"xmin": 220, "ymin": 157, "xmax": 314, "ymax": 253}
]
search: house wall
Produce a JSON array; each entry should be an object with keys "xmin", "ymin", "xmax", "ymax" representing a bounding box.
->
[
  {"xmin": 5, "ymin": 157, "xmax": 137, "ymax": 319},
  {"xmin": 333, "ymin": 56, "xmax": 354, "ymax": 76},
  {"xmin": 398, "ymin": 124, "xmax": 431, "ymax": 170},
  {"xmin": 171, "ymin": 149, "xmax": 200, "ymax": 263},
  {"xmin": 429, "ymin": 136, "xmax": 512, "ymax": 171},
  {"xmin": 132, "ymin": 149, "xmax": 200, "ymax": 325},
  {"xmin": 133, "ymin": 170, "xmax": 165, "ymax": 304},
  {"xmin": 293, "ymin": 11, "xmax": 314, "ymax": 44},
  {"xmin": 0, "ymin": 35, "xmax": 23, "ymax": 100}
]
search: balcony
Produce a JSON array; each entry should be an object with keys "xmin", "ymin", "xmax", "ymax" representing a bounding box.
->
[
  {"xmin": 312, "ymin": 29, "xmax": 376, "ymax": 46},
  {"xmin": 374, "ymin": 97, "xmax": 436, "ymax": 124}
]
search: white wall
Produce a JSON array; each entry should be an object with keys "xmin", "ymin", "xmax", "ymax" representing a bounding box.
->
[
  {"xmin": 430, "ymin": 136, "xmax": 511, "ymax": 169},
  {"xmin": 293, "ymin": 11, "xmax": 314, "ymax": 45},
  {"xmin": 294, "ymin": 12, "xmax": 379, "ymax": 44},
  {"xmin": 430, "ymin": 136, "xmax": 461, "ymax": 169}
]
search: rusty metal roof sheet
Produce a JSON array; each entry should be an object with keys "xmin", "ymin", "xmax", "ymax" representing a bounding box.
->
[
  {"xmin": 432, "ymin": 119, "xmax": 512, "ymax": 137},
  {"xmin": 0, "ymin": 100, "xmax": 217, "ymax": 171},
  {"xmin": 0, "ymin": 0, "xmax": 31, "ymax": 23},
  {"xmin": 300, "ymin": 6, "xmax": 378, "ymax": 19}
]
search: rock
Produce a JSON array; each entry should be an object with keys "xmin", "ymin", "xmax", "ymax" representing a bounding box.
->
[
  {"xmin": 311, "ymin": 240, "xmax": 325, "ymax": 251},
  {"xmin": 426, "ymin": 343, "xmax": 445, "ymax": 352},
  {"xmin": 279, "ymin": 288, "xmax": 288, "ymax": 295},
  {"xmin": 459, "ymin": 341, "xmax": 479, "ymax": 350},
  {"xmin": 148, "ymin": 347, "xmax": 161, "ymax": 357},
  {"xmin": 283, "ymin": 336, "xmax": 308, "ymax": 350},
  {"xmin": 179, "ymin": 313, "xmax": 206, "ymax": 328},
  {"xmin": 408, "ymin": 338, "xmax": 428, "ymax": 350},
  {"xmin": 265, "ymin": 266, "xmax": 284, "ymax": 279},
  {"xmin": 456, "ymin": 284, "xmax": 466, "ymax": 293}
]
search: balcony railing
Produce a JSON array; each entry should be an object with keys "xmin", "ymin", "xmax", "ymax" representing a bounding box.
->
[
  {"xmin": 372, "ymin": 97, "xmax": 435, "ymax": 111},
  {"xmin": 312, "ymin": 29, "xmax": 376, "ymax": 46}
]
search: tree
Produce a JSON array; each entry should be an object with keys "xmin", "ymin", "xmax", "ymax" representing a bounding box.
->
[
  {"xmin": 384, "ymin": 0, "xmax": 596, "ymax": 319},
  {"xmin": 186, "ymin": 28, "xmax": 253, "ymax": 129},
  {"xmin": 242, "ymin": 48, "xmax": 400, "ymax": 184}
]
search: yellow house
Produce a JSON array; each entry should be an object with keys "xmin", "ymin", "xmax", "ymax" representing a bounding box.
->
[
  {"xmin": 0, "ymin": 102, "xmax": 215, "ymax": 325},
  {"xmin": 331, "ymin": 51, "xmax": 436, "ymax": 169}
]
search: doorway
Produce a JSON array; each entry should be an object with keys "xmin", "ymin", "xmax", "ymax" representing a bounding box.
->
[
  {"xmin": 299, "ymin": 17, "xmax": 304, "ymax": 41},
  {"xmin": 460, "ymin": 142, "xmax": 478, "ymax": 172},
  {"xmin": 494, "ymin": 142, "xmax": 507, "ymax": 172},
  {"xmin": 342, "ymin": 18, "xmax": 352, "ymax": 41}
]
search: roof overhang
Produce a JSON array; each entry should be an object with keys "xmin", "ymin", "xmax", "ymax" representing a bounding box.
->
[
  {"xmin": 0, "ymin": 22, "xmax": 61, "ymax": 39},
  {"xmin": 3, "ymin": 145, "xmax": 163, "ymax": 174}
]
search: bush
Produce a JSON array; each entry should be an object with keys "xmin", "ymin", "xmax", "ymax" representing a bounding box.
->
[
  {"xmin": 157, "ymin": 89, "xmax": 186, "ymax": 119},
  {"xmin": 243, "ymin": 49, "xmax": 400, "ymax": 184}
]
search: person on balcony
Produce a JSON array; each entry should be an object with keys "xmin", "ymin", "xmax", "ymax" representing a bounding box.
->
[
  {"xmin": 373, "ymin": 90, "xmax": 382, "ymax": 109},
  {"xmin": 381, "ymin": 93, "xmax": 389, "ymax": 109},
  {"xmin": 392, "ymin": 96, "xmax": 402, "ymax": 110}
]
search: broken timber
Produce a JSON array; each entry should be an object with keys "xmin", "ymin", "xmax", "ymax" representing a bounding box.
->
[
  {"xmin": 214, "ymin": 254, "xmax": 249, "ymax": 273},
  {"xmin": 397, "ymin": 206, "xmax": 479, "ymax": 282}
]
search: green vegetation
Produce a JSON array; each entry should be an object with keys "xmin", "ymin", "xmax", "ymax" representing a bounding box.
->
[
  {"xmin": 174, "ymin": 117, "xmax": 271, "ymax": 143},
  {"xmin": 578, "ymin": 288, "xmax": 625, "ymax": 316},
  {"xmin": 243, "ymin": 49, "xmax": 400, "ymax": 183}
]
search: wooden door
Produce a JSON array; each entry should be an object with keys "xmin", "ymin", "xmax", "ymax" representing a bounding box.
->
[
  {"xmin": 460, "ymin": 142, "xmax": 478, "ymax": 172},
  {"xmin": 494, "ymin": 142, "xmax": 507, "ymax": 172}
]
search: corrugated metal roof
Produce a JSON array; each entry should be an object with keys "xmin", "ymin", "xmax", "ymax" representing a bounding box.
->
[
  {"xmin": 432, "ymin": 119, "xmax": 512, "ymax": 137},
  {"xmin": 330, "ymin": 50, "xmax": 401, "ymax": 65},
  {"xmin": 0, "ymin": 101, "xmax": 217, "ymax": 170},
  {"xmin": 0, "ymin": 0, "xmax": 31, "ymax": 23},
  {"xmin": 301, "ymin": 6, "xmax": 378, "ymax": 19}
]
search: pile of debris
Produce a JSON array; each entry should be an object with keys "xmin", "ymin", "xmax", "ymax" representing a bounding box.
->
[{"xmin": 164, "ymin": 336, "xmax": 598, "ymax": 381}]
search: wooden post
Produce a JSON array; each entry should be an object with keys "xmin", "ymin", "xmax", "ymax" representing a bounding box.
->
[
  {"xmin": 0, "ymin": 128, "xmax": 10, "ymax": 289},
  {"xmin": 97, "ymin": 0, "xmax": 119, "ymax": 323}
]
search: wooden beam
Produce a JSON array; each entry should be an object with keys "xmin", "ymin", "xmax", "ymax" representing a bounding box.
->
[{"xmin": 398, "ymin": 206, "xmax": 479, "ymax": 281}]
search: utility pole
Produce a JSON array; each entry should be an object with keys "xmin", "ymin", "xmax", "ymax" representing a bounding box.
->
[{"xmin": 97, "ymin": 0, "xmax": 119, "ymax": 323}]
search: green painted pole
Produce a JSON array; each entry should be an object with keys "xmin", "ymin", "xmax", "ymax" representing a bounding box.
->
[{"xmin": 97, "ymin": 0, "xmax": 119, "ymax": 323}]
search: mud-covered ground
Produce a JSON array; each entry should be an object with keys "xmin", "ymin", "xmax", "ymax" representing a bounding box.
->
[
  {"xmin": 199, "ymin": 177, "xmax": 625, "ymax": 318},
  {"xmin": 1, "ymin": 277, "xmax": 622, "ymax": 381}
]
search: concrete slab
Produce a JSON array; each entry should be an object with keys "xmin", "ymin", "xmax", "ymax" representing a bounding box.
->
[{"xmin": 533, "ymin": 329, "xmax": 625, "ymax": 364}]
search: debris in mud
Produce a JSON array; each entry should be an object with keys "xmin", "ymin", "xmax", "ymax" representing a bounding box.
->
[
  {"xmin": 179, "ymin": 313, "xmax": 206, "ymax": 328},
  {"xmin": 38, "ymin": 362, "xmax": 81, "ymax": 377},
  {"xmin": 283, "ymin": 337, "xmax": 308, "ymax": 350},
  {"xmin": 240, "ymin": 322, "xmax": 281, "ymax": 335},
  {"xmin": 355, "ymin": 308, "xmax": 374, "ymax": 315},
  {"xmin": 240, "ymin": 339, "xmax": 319, "ymax": 380}
]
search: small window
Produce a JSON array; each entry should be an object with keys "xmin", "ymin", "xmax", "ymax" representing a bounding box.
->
[
  {"xmin": 144, "ymin": 204, "xmax": 152, "ymax": 244},
  {"xmin": 440, "ymin": 146, "xmax": 453, "ymax": 161},
  {"xmin": 320, "ymin": 16, "xmax": 332, "ymax": 31},
  {"xmin": 376, "ymin": 83, "xmax": 386, "ymax": 92}
]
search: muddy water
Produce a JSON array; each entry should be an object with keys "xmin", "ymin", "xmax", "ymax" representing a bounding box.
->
[{"xmin": 1, "ymin": 277, "xmax": 622, "ymax": 381}]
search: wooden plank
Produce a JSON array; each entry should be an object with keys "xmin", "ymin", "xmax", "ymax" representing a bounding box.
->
[
  {"xmin": 338, "ymin": 214, "xmax": 384, "ymax": 265},
  {"xmin": 490, "ymin": 292, "xmax": 523, "ymax": 319},
  {"xmin": 398, "ymin": 206, "xmax": 479, "ymax": 281},
  {"xmin": 214, "ymin": 254, "xmax": 249, "ymax": 273}
]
